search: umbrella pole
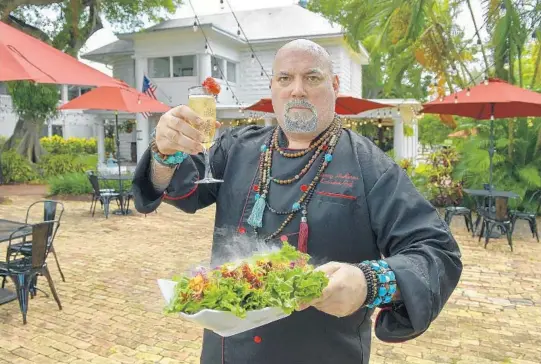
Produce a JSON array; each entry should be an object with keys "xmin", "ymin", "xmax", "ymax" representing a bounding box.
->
[
  {"xmin": 115, "ymin": 112, "xmax": 123, "ymax": 211},
  {"xmin": 488, "ymin": 103, "xmax": 495, "ymax": 212}
]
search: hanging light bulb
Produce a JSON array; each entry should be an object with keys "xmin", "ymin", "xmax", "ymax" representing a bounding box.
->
[
  {"xmin": 466, "ymin": 87, "xmax": 471, "ymax": 96},
  {"xmin": 193, "ymin": 20, "xmax": 198, "ymax": 32},
  {"xmin": 251, "ymin": 54, "xmax": 255, "ymax": 64},
  {"xmin": 213, "ymin": 64, "xmax": 218, "ymax": 71},
  {"xmin": 220, "ymin": 0, "xmax": 225, "ymax": 10},
  {"xmin": 260, "ymin": 69, "xmax": 264, "ymax": 76},
  {"xmin": 378, "ymin": 123, "xmax": 382, "ymax": 128},
  {"xmin": 454, "ymin": 94, "xmax": 458, "ymax": 104},
  {"xmin": 237, "ymin": 26, "xmax": 241, "ymax": 36}
]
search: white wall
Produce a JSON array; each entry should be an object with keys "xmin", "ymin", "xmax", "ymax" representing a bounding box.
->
[
  {"xmin": 112, "ymin": 56, "xmax": 136, "ymax": 88},
  {"xmin": 124, "ymin": 31, "xmax": 363, "ymax": 109},
  {"xmin": 0, "ymin": 95, "xmax": 99, "ymax": 139}
]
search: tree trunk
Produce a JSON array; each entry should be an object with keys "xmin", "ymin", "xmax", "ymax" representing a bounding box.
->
[
  {"xmin": 0, "ymin": 152, "xmax": 3, "ymax": 184},
  {"xmin": 2, "ymin": 117, "xmax": 26, "ymax": 151},
  {"xmin": 535, "ymin": 127, "xmax": 541, "ymax": 157},
  {"xmin": 530, "ymin": 38, "xmax": 541, "ymax": 89},
  {"xmin": 15, "ymin": 120, "xmax": 45, "ymax": 163}
]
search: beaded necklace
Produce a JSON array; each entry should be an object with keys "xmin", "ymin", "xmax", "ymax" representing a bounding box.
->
[{"xmin": 247, "ymin": 116, "xmax": 343, "ymax": 252}]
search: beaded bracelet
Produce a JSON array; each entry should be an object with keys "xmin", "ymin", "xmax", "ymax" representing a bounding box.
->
[
  {"xmin": 358, "ymin": 259, "xmax": 397, "ymax": 308},
  {"xmin": 149, "ymin": 129, "xmax": 188, "ymax": 167}
]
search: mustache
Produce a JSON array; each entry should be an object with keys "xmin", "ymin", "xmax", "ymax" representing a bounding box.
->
[{"xmin": 285, "ymin": 99, "xmax": 316, "ymax": 112}]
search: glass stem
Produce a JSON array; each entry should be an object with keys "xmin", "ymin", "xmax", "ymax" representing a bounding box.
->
[{"xmin": 203, "ymin": 146, "xmax": 211, "ymax": 179}]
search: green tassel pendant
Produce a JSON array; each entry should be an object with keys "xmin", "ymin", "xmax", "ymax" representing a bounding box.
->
[{"xmin": 248, "ymin": 194, "xmax": 266, "ymax": 228}]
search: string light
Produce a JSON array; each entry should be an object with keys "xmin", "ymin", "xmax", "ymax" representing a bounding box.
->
[
  {"xmin": 193, "ymin": 20, "xmax": 198, "ymax": 32},
  {"xmin": 189, "ymin": 0, "xmax": 244, "ymax": 108},
  {"xmin": 223, "ymin": 0, "xmax": 271, "ymax": 81}
]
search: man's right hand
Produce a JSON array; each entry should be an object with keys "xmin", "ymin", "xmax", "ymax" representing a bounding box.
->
[{"xmin": 155, "ymin": 105, "xmax": 221, "ymax": 156}]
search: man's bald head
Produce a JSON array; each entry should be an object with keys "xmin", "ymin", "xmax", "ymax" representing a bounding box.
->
[
  {"xmin": 270, "ymin": 38, "xmax": 339, "ymax": 143},
  {"xmin": 273, "ymin": 39, "xmax": 334, "ymax": 75}
]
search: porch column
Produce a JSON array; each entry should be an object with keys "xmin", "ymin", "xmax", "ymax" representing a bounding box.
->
[
  {"xmin": 392, "ymin": 116, "xmax": 405, "ymax": 160},
  {"xmin": 399, "ymin": 107, "xmax": 418, "ymax": 161},
  {"xmin": 61, "ymin": 85, "xmax": 68, "ymax": 103},
  {"xmin": 198, "ymin": 53, "xmax": 212, "ymax": 84},
  {"xmin": 135, "ymin": 57, "xmax": 150, "ymax": 162},
  {"xmin": 96, "ymin": 119, "xmax": 106, "ymax": 165},
  {"xmin": 60, "ymin": 85, "xmax": 69, "ymax": 139}
]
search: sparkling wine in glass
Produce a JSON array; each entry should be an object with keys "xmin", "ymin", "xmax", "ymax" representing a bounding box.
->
[{"xmin": 188, "ymin": 86, "xmax": 224, "ymax": 184}]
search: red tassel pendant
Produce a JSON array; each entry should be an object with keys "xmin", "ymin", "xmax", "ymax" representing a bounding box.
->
[{"xmin": 298, "ymin": 216, "xmax": 309, "ymax": 253}]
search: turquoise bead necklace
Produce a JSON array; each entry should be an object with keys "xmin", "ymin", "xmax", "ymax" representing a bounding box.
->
[{"xmin": 247, "ymin": 116, "xmax": 343, "ymax": 248}]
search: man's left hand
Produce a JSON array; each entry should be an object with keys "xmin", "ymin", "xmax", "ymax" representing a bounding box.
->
[{"xmin": 299, "ymin": 262, "xmax": 368, "ymax": 317}]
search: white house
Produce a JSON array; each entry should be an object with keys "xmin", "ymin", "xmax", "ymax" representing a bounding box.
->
[{"xmin": 0, "ymin": 3, "xmax": 421, "ymax": 167}]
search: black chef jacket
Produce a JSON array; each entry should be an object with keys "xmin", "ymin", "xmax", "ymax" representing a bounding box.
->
[{"xmin": 132, "ymin": 125, "xmax": 463, "ymax": 364}]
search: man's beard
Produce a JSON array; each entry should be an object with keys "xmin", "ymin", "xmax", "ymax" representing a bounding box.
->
[{"xmin": 282, "ymin": 99, "xmax": 318, "ymax": 134}]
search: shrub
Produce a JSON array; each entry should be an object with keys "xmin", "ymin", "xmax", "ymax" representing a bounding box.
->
[
  {"xmin": 37, "ymin": 154, "xmax": 98, "ymax": 178},
  {"xmin": 41, "ymin": 135, "xmax": 93, "ymax": 154},
  {"xmin": 40, "ymin": 135, "xmax": 116, "ymax": 155},
  {"xmin": 0, "ymin": 150, "xmax": 40, "ymax": 183},
  {"xmin": 405, "ymin": 147, "xmax": 464, "ymax": 207},
  {"xmin": 47, "ymin": 172, "xmax": 92, "ymax": 195}
]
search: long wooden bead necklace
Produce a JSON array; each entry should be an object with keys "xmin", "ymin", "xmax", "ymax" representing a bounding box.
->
[{"xmin": 247, "ymin": 117, "xmax": 343, "ymax": 252}]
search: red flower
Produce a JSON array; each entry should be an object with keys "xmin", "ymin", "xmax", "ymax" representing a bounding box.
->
[{"xmin": 202, "ymin": 77, "xmax": 221, "ymax": 95}]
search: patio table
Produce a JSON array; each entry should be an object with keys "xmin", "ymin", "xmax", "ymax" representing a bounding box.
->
[
  {"xmin": 0, "ymin": 219, "xmax": 31, "ymax": 304},
  {"xmin": 98, "ymin": 174, "xmax": 133, "ymax": 215},
  {"xmin": 464, "ymin": 189, "xmax": 520, "ymax": 238}
]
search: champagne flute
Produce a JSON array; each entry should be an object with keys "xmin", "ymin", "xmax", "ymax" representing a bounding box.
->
[{"xmin": 188, "ymin": 86, "xmax": 224, "ymax": 184}]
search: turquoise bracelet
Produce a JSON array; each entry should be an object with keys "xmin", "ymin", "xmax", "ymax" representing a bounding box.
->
[
  {"xmin": 152, "ymin": 150, "xmax": 188, "ymax": 167},
  {"xmin": 361, "ymin": 259, "xmax": 397, "ymax": 308}
]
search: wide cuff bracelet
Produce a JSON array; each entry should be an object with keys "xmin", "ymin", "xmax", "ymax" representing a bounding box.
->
[{"xmin": 359, "ymin": 259, "xmax": 397, "ymax": 308}]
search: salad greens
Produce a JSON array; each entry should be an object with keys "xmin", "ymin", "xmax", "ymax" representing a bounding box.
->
[{"xmin": 166, "ymin": 242, "xmax": 329, "ymax": 318}]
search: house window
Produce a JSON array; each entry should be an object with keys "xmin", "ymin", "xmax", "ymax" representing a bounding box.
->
[
  {"xmin": 148, "ymin": 57, "xmax": 171, "ymax": 78},
  {"xmin": 68, "ymin": 86, "xmax": 93, "ymax": 100},
  {"xmin": 211, "ymin": 56, "xmax": 223, "ymax": 79},
  {"xmin": 226, "ymin": 61, "xmax": 237, "ymax": 83},
  {"xmin": 210, "ymin": 57, "xmax": 237, "ymax": 82},
  {"xmin": 52, "ymin": 125, "xmax": 63, "ymax": 137},
  {"xmin": 0, "ymin": 82, "xmax": 8, "ymax": 95},
  {"xmin": 172, "ymin": 55, "xmax": 195, "ymax": 77}
]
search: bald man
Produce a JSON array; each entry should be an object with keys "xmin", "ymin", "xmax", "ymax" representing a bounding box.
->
[{"xmin": 132, "ymin": 39, "xmax": 462, "ymax": 363}]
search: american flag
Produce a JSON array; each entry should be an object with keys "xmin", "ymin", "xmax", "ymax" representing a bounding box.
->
[{"xmin": 142, "ymin": 75, "xmax": 157, "ymax": 118}]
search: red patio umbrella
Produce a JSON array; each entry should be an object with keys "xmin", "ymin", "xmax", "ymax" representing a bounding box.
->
[
  {"xmin": 244, "ymin": 94, "xmax": 389, "ymax": 115},
  {"xmin": 59, "ymin": 85, "xmax": 171, "ymax": 203},
  {"xmin": 0, "ymin": 21, "xmax": 122, "ymax": 87},
  {"xmin": 421, "ymin": 78, "xmax": 541, "ymax": 190},
  {"xmin": 58, "ymin": 85, "xmax": 171, "ymax": 113}
]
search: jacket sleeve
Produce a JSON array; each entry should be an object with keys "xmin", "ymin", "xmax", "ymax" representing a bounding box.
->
[
  {"xmin": 131, "ymin": 130, "xmax": 230, "ymax": 215},
  {"xmin": 366, "ymin": 162, "xmax": 463, "ymax": 342}
]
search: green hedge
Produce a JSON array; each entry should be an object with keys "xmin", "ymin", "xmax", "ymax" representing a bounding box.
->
[
  {"xmin": 40, "ymin": 135, "xmax": 115, "ymax": 154},
  {"xmin": 0, "ymin": 150, "xmax": 41, "ymax": 183},
  {"xmin": 37, "ymin": 154, "xmax": 98, "ymax": 178},
  {"xmin": 47, "ymin": 172, "xmax": 93, "ymax": 195},
  {"xmin": 47, "ymin": 172, "xmax": 133, "ymax": 196}
]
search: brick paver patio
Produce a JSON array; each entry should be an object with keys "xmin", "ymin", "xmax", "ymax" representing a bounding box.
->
[{"xmin": 0, "ymin": 196, "xmax": 540, "ymax": 364}]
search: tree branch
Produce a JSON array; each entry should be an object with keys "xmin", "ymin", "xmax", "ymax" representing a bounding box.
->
[
  {"xmin": 5, "ymin": 14, "xmax": 51, "ymax": 42},
  {"xmin": 0, "ymin": 0, "xmax": 63, "ymax": 20}
]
